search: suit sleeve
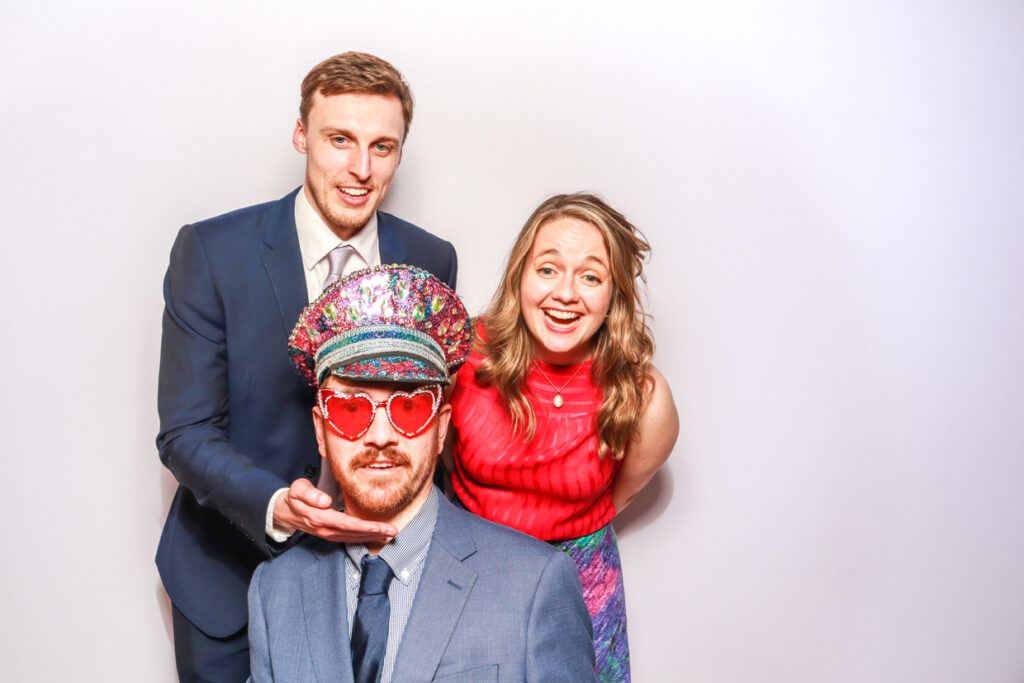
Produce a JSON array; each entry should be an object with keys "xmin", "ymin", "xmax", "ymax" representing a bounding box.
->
[
  {"xmin": 157, "ymin": 224, "xmax": 288, "ymax": 555},
  {"xmin": 444, "ymin": 240, "xmax": 458, "ymax": 291},
  {"xmin": 247, "ymin": 562, "xmax": 272, "ymax": 682},
  {"xmin": 525, "ymin": 551, "xmax": 598, "ymax": 681}
]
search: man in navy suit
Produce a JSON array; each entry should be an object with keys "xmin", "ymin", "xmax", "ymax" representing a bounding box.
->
[
  {"xmin": 248, "ymin": 266, "xmax": 595, "ymax": 682},
  {"xmin": 157, "ymin": 53, "xmax": 457, "ymax": 681}
]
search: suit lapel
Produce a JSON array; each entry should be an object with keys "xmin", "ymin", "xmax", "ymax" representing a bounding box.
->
[
  {"xmin": 390, "ymin": 499, "xmax": 478, "ymax": 681},
  {"xmin": 377, "ymin": 211, "xmax": 408, "ymax": 266},
  {"xmin": 263, "ymin": 204, "xmax": 406, "ymax": 326},
  {"xmin": 300, "ymin": 542, "xmax": 355, "ymax": 683},
  {"xmin": 261, "ymin": 188, "xmax": 308, "ymax": 335}
]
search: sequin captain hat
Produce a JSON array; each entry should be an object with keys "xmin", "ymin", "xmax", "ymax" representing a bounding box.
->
[{"xmin": 289, "ymin": 265, "xmax": 472, "ymax": 387}]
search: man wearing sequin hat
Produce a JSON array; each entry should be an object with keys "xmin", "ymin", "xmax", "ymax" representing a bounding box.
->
[
  {"xmin": 247, "ymin": 265, "xmax": 595, "ymax": 682},
  {"xmin": 157, "ymin": 53, "xmax": 459, "ymax": 680}
]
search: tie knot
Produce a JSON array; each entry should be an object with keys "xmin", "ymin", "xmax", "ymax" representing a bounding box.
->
[
  {"xmin": 323, "ymin": 244, "xmax": 356, "ymax": 291},
  {"xmin": 358, "ymin": 555, "xmax": 394, "ymax": 597}
]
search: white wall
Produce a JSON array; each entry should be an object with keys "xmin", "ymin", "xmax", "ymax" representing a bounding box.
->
[{"xmin": 2, "ymin": 1, "xmax": 1022, "ymax": 680}]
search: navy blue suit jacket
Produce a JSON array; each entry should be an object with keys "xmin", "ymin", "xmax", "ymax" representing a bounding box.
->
[
  {"xmin": 248, "ymin": 494, "xmax": 596, "ymax": 682},
  {"xmin": 156, "ymin": 188, "xmax": 457, "ymax": 637}
]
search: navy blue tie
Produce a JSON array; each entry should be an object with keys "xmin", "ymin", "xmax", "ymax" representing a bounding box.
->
[{"xmin": 351, "ymin": 555, "xmax": 394, "ymax": 683}]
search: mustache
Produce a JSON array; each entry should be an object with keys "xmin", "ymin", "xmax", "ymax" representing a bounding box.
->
[{"xmin": 350, "ymin": 446, "xmax": 410, "ymax": 469}]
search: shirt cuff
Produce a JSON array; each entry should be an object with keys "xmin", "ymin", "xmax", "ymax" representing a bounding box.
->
[{"xmin": 266, "ymin": 487, "xmax": 296, "ymax": 543}]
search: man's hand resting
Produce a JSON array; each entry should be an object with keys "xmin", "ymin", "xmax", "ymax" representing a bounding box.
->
[{"xmin": 273, "ymin": 478, "xmax": 396, "ymax": 543}]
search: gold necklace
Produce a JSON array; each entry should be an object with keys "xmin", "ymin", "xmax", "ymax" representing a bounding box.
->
[{"xmin": 534, "ymin": 361, "xmax": 585, "ymax": 408}]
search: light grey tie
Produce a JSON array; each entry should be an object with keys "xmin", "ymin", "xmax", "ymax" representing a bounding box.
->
[{"xmin": 322, "ymin": 244, "xmax": 355, "ymax": 291}]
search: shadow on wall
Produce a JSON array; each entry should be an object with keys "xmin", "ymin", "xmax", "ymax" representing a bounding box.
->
[
  {"xmin": 157, "ymin": 470, "xmax": 178, "ymax": 645},
  {"xmin": 157, "ymin": 582, "xmax": 174, "ymax": 646},
  {"xmin": 615, "ymin": 467, "xmax": 676, "ymax": 538},
  {"xmin": 161, "ymin": 468, "xmax": 177, "ymax": 518}
]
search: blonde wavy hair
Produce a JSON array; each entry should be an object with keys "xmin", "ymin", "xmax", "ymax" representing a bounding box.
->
[{"xmin": 476, "ymin": 193, "xmax": 654, "ymax": 460}]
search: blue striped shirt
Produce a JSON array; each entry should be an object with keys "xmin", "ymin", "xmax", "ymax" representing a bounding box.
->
[{"xmin": 344, "ymin": 488, "xmax": 439, "ymax": 683}]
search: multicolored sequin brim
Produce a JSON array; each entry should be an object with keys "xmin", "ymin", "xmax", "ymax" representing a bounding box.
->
[{"xmin": 289, "ymin": 265, "xmax": 472, "ymax": 387}]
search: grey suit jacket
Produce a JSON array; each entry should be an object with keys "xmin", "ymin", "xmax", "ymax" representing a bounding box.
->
[{"xmin": 248, "ymin": 495, "xmax": 596, "ymax": 682}]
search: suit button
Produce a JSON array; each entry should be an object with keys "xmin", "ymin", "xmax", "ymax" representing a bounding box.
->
[{"xmin": 305, "ymin": 465, "xmax": 317, "ymax": 478}]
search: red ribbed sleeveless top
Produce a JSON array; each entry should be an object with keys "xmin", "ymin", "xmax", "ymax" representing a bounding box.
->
[{"xmin": 449, "ymin": 344, "xmax": 620, "ymax": 541}]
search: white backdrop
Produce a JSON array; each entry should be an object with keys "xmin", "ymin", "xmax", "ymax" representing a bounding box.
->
[{"xmin": 2, "ymin": 1, "xmax": 1023, "ymax": 681}]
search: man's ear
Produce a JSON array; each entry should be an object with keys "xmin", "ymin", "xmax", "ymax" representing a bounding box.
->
[
  {"xmin": 434, "ymin": 403, "xmax": 452, "ymax": 455},
  {"xmin": 293, "ymin": 118, "xmax": 308, "ymax": 154},
  {"xmin": 312, "ymin": 404, "xmax": 327, "ymax": 457}
]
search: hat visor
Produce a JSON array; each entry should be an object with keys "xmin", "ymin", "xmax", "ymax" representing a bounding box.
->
[{"xmin": 324, "ymin": 355, "xmax": 448, "ymax": 386}]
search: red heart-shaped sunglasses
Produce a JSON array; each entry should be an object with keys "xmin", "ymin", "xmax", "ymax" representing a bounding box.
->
[{"xmin": 317, "ymin": 386, "xmax": 442, "ymax": 440}]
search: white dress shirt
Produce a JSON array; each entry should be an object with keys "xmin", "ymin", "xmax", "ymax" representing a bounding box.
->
[{"xmin": 294, "ymin": 185, "xmax": 381, "ymax": 299}]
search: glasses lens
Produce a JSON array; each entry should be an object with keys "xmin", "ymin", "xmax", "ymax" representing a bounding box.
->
[
  {"xmin": 321, "ymin": 392, "xmax": 375, "ymax": 440},
  {"xmin": 387, "ymin": 390, "xmax": 437, "ymax": 436}
]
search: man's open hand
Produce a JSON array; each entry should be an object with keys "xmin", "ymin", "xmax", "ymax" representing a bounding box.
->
[{"xmin": 273, "ymin": 478, "xmax": 396, "ymax": 543}]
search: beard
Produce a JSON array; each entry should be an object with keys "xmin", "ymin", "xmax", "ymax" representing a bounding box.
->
[{"xmin": 331, "ymin": 446, "xmax": 433, "ymax": 518}]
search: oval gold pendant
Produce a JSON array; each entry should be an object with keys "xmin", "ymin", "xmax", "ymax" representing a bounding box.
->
[{"xmin": 553, "ymin": 394, "xmax": 564, "ymax": 408}]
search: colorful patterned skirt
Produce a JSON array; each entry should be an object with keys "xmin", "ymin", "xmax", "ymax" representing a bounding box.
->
[{"xmin": 550, "ymin": 523, "xmax": 630, "ymax": 682}]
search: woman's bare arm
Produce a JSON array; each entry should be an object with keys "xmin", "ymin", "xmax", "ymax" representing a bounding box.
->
[{"xmin": 611, "ymin": 365, "xmax": 679, "ymax": 512}]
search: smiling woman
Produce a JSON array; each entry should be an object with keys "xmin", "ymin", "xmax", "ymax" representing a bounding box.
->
[
  {"xmin": 519, "ymin": 216, "xmax": 614, "ymax": 365},
  {"xmin": 447, "ymin": 193, "xmax": 680, "ymax": 682}
]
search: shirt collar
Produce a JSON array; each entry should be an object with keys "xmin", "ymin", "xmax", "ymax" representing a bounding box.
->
[
  {"xmin": 344, "ymin": 487, "xmax": 439, "ymax": 586},
  {"xmin": 294, "ymin": 185, "xmax": 379, "ymax": 271}
]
